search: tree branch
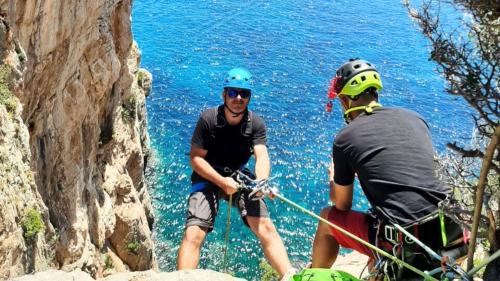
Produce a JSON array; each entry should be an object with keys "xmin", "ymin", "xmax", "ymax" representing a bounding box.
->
[{"xmin": 467, "ymin": 123, "xmax": 500, "ymax": 270}]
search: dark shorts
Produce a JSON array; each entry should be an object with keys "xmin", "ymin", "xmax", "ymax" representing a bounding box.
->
[
  {"xmin": 185, "ymin": 184, "xmax": 269, "ymax": 232},
  {"xmin": 327, "ymin": 208, "xmax": 376, "ymax": 259}
]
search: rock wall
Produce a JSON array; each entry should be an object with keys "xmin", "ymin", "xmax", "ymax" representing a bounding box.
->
[{"xmin": 0, "ymin": 0, "xmax": 155, "ymax": 279}]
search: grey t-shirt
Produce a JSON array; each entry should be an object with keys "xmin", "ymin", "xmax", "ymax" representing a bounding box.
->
[{"xmin": 333, "ymin": 107, "xmax": 450, "ymax": 225}]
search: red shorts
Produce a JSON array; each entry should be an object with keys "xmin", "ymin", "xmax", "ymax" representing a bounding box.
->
[{"xmin": 328, "ymin": 208, "xmax": 375, "ymax": 259}]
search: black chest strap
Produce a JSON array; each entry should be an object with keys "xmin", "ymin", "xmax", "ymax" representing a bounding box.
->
[{"xmin": 211, "ymin": 105, "xmax": 253, "ymax": 139}]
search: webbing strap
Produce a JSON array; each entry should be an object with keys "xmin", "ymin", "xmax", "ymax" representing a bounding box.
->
[
  {"xmin": 439, "ymin": 209, "xmax": 448, "ymax": 247},
  {"xmin": 343, "ymin": 101, "xmax": 382, "ymax": 120}
]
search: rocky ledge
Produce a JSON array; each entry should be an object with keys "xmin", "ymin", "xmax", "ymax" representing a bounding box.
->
[{"xmin": 10, "ymin": 269, "xmax": 245, "ymax": 281}]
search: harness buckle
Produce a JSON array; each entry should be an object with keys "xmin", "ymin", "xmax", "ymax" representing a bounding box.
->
[
  {"xmin": 404, "ymin": 235, "xmax": 415, "ymax": 245},
  {"xmin": 384, "ymin": 225, "xmax": 397, "ymax": 244},
  {"xmin": 384, "ymin": 224, "xmax": 416, "ymax": 245}
]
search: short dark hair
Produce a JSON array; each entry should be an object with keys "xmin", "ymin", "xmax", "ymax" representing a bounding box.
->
[{"xmin": 349, "ymin": 87, "xmax": 378, "ymax": 101}]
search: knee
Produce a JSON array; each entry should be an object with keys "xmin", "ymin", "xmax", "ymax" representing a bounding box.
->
[
  {"xmin": 250, "ymin": 218, "xmax": 277, "ymax": 239},
  {"xmin": 317, "ymin": 207, "xmax": 334, "ymax": 233},
  {"xmin": 259, "ymin": 218, "xmax": 277, "ymax": 234},
  {"xmin": 183, "ymin": 226, "xmax": 206, "ymax": 246}
]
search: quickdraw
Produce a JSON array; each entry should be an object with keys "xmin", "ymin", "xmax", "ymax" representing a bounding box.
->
[{"xmin": 233, "ymin": 170, "xmax": 278, "ymax": 201}]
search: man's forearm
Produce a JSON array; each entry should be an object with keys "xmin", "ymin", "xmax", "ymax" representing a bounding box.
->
[
  {"xmin": 191, "ymin": 156, "xmax": 226, "ymax": 189},
  {"xmin": 329, "ymin": 180, "xmax": 336, "ymax": 203},
  {"xmin": 255, "ymin": 157, "xmax": 270, "ymax": 180},
  {"xmin": 329, "ymin": 181, "xmax": 353, "ymax": 211}
]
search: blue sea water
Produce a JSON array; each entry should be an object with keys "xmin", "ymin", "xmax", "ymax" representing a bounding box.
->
[{"xmin": 132, "ymin": 1, "xmax": 473, "ymax": 280}]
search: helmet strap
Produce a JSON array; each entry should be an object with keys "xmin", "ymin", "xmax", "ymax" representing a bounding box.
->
[{"xmin": 343, "ymin": 100, "xmax": 382, "ymax": 123}]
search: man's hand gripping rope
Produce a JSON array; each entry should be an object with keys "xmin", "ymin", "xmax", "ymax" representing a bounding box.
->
[{"xmin": 233, "ymin": 170, "xmax": 278, "ymax": 200}]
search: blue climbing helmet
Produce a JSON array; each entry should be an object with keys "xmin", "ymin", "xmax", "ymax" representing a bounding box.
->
[{"xmin": 223, "ymin": 67, "xmax": 253, "ymax": 92}]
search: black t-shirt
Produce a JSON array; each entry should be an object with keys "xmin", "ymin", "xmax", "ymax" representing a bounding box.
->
[
  {"xmin": 333, "ymin": 107, "xmax": 451, "ymax": 225},
  {"xmin": 191, "ymin": 105, "xmax": 267, "ymax": 184}
]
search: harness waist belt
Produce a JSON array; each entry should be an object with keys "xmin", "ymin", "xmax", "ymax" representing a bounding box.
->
[
  {"xmin": 191, "ymin": 165, "xmax": 247, "ymax": 193},
  {"xmin": 191, "ymin": 181, "xmax": 211, "ymax": 193}
]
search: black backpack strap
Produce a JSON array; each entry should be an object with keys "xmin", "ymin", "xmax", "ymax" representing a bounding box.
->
[
  {"xmin": 241, "ymin": 110, "xmax": 253, "ymax": 137},
  {"xmin": 215, "ymin": 105, "xmax": 226, "ymax": 128},
  {"xmin": 210, "ymin": 106, "xmax": 253, "ymax": 146},
  {"xmin": 208, "ymin": 106, "xmax": 225, "ymax": 141}
]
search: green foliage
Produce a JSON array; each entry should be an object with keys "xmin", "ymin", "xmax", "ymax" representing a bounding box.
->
[
  {"xmin": 121, "ymin": 94, "xmax": 137, "ymax": 122},
  {"xmin": 405, "ymin": 0, "xmax": 500, "ymax": 259},
  {"xmin": 104, "ymin": 254, "xmax": 113, "ymax": 270},
  {"xmin": 137, "ymin": 71, "xmax": 144, "ymax": 87},
  {"xmin": 49, "ymin": 230, "xmax": 60, "ymax": 246},
  {"xmin": 259, "ymin": 259, "xmax": 279, "ymax": 281},
  {"xmin": 22, "ymin": 208, "xmax": 44, "ymax": 240},
  {"xmin": 0, "ymin": 64, "xmax": 17, "ymax": 115},
  {"xmin": 126, "ymin": 239, "xmax": 141, "ymax": 255}
]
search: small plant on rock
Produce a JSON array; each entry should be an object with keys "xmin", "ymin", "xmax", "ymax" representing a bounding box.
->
[
  {"xmin": 121, "ymin": 94, "xmax": 137, "ymax": 123},
  {"xmin": 137, "ymin": 71, "xmax": 144, "ymax": 87},
  {"xmin": 21, "ymin": 208, "xmax": 44, "ymax": 241},
  {"xmin": 0, "ymin": 64, "xmax": 17, "ymax": 115},
  {"xmin": 126, "ymin": 239, "xmax": 141, "ymax": 255},
  {"xmin": 259, "ymin": 259, "xmax": 279, "ymax": 281},
  {"xmin": 104, "ymin": 254, "xmax": 113, "ymax": 270}
]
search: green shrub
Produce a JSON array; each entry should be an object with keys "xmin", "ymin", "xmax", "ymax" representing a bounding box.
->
[
  {"xmin": 137, "ymin": 71, "xmax": 144, "ymax": 87},
  {"xmin": 126, "ymin": 239, "xmax": 141, "ymax": 255},
  {"xmin": 259, "ymin": 259, "xmax": 279, "ymax": 281},
  {"xmin": 121, "ymin": 95, "xmax": 137, "ymax": 122},
  {"xmin": 0, "ymin": 64, "xmax": 17, "ymax": 115},
  {"xmin": 0, "ymin": 64, "xmax": 17, "ymax": 114},
  {"xmin": 22, "ymin": 208, "xmax": 44, "ymax": 240},
  {"xmin": 104, "ymin": 254, "xmax": 113, "ymax": 269}
]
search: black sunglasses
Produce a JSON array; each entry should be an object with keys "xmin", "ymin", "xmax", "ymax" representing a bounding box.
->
[{"xmin": 226, "ymin": 88, "xmax": 251, "ymax": 99}]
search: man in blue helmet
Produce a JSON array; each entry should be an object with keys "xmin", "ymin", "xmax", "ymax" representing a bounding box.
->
[{"xmin": 177, "ymin": 67, "xmax": 293, "ymax": 279}]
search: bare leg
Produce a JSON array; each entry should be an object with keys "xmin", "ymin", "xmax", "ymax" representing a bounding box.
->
[
  {"xmin": 311, "ymin": 207, "xmax": 340, "ymax": 268},
  {"xmin": 177, "ymin": 225, "xmax": 208, "ymax": 269},
  {"xmin": 247, "ymin": 216, "xmax": 292, "ymax": 278}
]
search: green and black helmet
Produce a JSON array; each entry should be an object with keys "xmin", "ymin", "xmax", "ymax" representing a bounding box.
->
[
  {"xmin": 326, "ymin": 59, "xmax": 384, "ymax": 122},
  {"xmin": 328, "ymin": 59, "xmax": 383, "ymax": 99}
]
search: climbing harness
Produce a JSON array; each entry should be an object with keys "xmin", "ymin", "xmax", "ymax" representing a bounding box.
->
[
  {"xmin": 392, "ymin": 223, "xmax": 470, "ymax": 280},
  {"xmin": 370, "ymin": 206, "xmax": 471, "ymax": 281}
]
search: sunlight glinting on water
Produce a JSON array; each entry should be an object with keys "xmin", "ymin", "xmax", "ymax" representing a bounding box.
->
[{"xmin": 134, "ymin": 0, "xmax": 473, "ymax": 279}]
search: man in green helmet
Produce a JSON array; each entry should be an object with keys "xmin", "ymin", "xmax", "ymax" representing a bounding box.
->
[
  {"xmin": 176, "ymin": 67, "xmax": 294, "ymax": 280},
  {"xmin": 311, "ymin": 59, "xmax": 456, "ymax": 276}
]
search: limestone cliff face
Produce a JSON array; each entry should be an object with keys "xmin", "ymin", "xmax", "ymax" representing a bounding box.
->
[{"xmin": 0, "ymin": 0, "xmax": 155, "ymax": 279}]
